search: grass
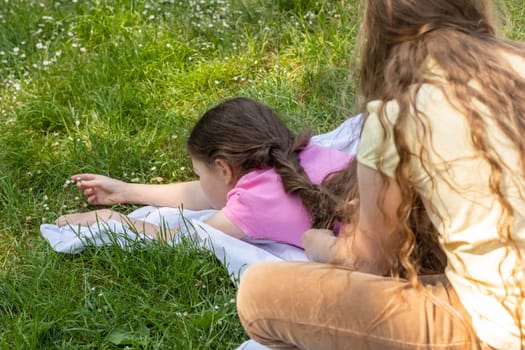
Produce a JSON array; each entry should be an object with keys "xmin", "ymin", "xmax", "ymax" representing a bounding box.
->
[
  {"xmin": 0, "ymin": 0, "xmax": 360, "ymax": 348},
  {"xmin": 0, "ymin": 0, "xmax": 524, "ymax": 348}
]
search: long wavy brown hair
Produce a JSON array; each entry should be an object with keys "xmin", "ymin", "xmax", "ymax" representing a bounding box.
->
[
  {"xmin": 332, "ymin": 160, "xmax": 447, "ymax": 276},
  {"xmin": 353, "ymin": 0, "xmax": 525, "ymax": 345}
]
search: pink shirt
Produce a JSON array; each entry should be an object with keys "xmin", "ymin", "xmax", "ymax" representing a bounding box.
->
[{"xmin": 222, "ymin": 143, "xmax": 352, "ymax": 248}]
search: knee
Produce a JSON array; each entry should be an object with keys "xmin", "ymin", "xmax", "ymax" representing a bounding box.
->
[{"xmin": 236, "ymin": 262, "xmax": 273, "ymax": 318}]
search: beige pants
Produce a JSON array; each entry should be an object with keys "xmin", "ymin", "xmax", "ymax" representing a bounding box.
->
[{"xmin": 237, "ymin": 262, "xmax": 491, "ymax": 350}]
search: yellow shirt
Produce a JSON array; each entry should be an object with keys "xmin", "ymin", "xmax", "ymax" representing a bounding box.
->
[{"xmin": 358, "ymin": 77, "xmax": 525, "ymax": 349}]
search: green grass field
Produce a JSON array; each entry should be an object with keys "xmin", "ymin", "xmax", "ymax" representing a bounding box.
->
[{"xmin": 0, "ymin": 0, "xmax": 524, "ymax": 348}]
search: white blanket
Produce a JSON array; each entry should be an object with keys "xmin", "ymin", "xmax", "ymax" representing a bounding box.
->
[
  {"xmin": 40, "ymin": 114, "xmax": 363, "ymax": 283},
  {"xmin": 41, "ymin": 207, "xmax": 309, "ymax": 283}
]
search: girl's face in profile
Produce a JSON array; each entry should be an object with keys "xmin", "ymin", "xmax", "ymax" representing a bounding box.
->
[{"xmin": 191, "ymin": 156, "xmax": 233, "ymax": 210}]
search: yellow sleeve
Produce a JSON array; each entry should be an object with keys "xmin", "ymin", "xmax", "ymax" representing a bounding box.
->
[{"xmin": 357, "ymin": 100, "xmax": 400, "ymax": 178}]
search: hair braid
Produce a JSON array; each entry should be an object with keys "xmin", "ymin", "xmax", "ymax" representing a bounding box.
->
[{"xmin": 268, "ymin": 130, "xmax": 350, "ymax": 229}]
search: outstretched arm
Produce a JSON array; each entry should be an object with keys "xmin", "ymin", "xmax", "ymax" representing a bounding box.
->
[
  {"xmin": 55, "ymin": 209, "xmax": 180, "ymax": 241},
  {"xmin": 72, "ymin": 174, "xmax": 212, "ymax": 209},
  {"xmin": 56, "ymin": 208, "xmax": 246, "ymax": 241}
]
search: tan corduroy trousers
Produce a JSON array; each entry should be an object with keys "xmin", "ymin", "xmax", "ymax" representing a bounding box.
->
[{"xmin": 237, "ymin": 262, "xmax": 493, "ymax": 350}]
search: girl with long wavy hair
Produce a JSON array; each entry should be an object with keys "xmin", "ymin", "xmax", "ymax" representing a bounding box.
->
[{"xmin": 236, "ymin": 1, "xmax": 525, "ymax": 349}]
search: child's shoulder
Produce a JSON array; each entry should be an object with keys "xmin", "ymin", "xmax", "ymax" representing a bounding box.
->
[
  {"xmin": 300, "ymin": 143, "xmax": 353, "ymax": 184},
  {"xmin": 300, "ymin": 142, "xmax": 353, "ymax": 164}
]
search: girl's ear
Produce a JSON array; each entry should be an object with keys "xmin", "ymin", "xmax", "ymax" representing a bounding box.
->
[{"xmin": 214, "ymin": 159, "xmax": 236, "ymax": 186}]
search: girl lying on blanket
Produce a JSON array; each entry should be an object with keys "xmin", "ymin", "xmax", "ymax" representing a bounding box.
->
[{"xmin": 56, "ymin": 97, "xmax": 354, "ymax": 248}]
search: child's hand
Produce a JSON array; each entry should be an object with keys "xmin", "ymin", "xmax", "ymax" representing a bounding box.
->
[
  {"xmin": 72, "ymin": 174, "xmax": 128, "ymax": 205},
  {"xmin": 302, "ymin": 228, "xmax": 336, "ymax": 263},
  {"xmin": 55, "ymin": 209, "xmax": 119, "ymax": 227}
]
